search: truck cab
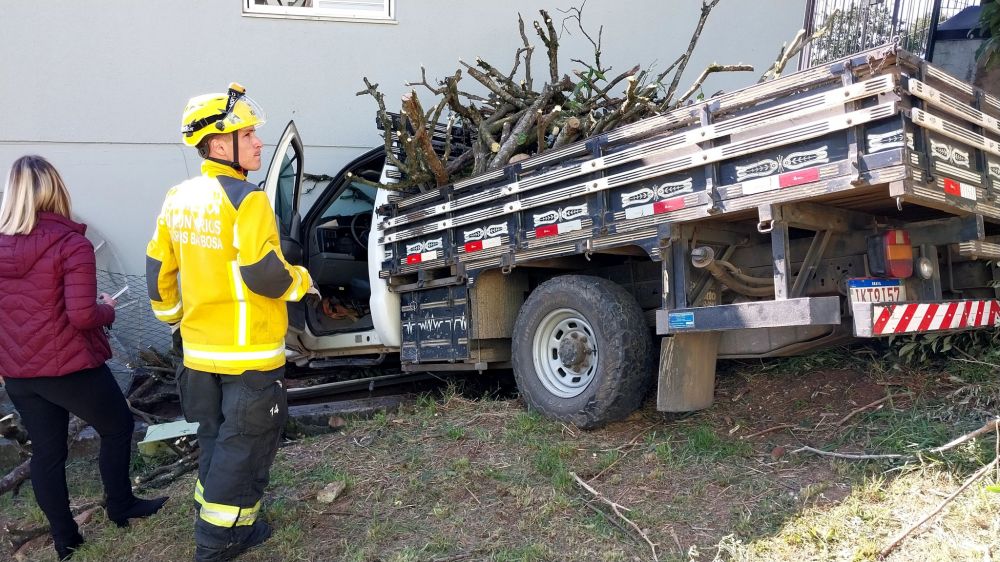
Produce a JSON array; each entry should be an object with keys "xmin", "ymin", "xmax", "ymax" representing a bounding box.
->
[{"xmin": 262, "ymin": 123, "xmax": 399, "ymax": 368}]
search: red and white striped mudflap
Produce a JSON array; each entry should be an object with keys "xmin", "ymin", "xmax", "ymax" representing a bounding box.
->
[
  {"xmin": 535, "ymin": 219, "xmax": 582, "ymax": 239},
  {"xmin": 872, "ymin": 300, "xmax": 1000, "ymax": 335}
]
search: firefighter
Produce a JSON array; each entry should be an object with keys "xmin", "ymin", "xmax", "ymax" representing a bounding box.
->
[{"xmin": 146, "ymin": 84, "xmax": 313, "ymax": 562}]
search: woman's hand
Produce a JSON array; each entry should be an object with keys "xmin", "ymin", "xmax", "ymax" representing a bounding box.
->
[{"xmin": 97, "ymin": 293, "xmax": 118, "ymax": 308}]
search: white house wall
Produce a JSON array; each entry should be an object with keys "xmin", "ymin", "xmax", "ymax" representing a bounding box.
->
[{"xmin": 0, "ymin": 0, "xmax": 804, "ymax": 274}]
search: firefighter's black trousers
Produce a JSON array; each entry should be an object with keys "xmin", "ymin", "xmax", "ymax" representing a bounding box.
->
[{"xmin": 178, "ymin": 366, "xmax": 287, "ymax": 547}]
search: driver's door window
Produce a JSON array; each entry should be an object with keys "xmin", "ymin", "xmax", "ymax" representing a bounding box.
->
[
  {"xmin": 274, "ymin": 151, "xmax": 298, "ymax": 237},
  {"xmin": 263, "ymin": 121, "xmax": 303, "ymax": 239}
]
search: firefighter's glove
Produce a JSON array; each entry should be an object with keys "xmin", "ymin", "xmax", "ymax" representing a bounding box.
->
[{"xmin": 304, "ymin": 275, "xmax": 321, "ymax": 304}]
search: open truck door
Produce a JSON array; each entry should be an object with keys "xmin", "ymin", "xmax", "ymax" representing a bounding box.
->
[{"xmin": 263, "ymin": 121, "xmax": 306, "ymax": 332}]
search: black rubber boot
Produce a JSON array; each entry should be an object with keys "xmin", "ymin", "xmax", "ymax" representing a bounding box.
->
[
  {"xmin": 107, "ymin": 496, "xmax": 169, "ymax": 528},
  {"xmin": 53, "ymin": 530, "xmax": 84, "ymax": 561},
  {"xmin": 193, "ymin": 520, "xmax": 272, "ymax": 562}
]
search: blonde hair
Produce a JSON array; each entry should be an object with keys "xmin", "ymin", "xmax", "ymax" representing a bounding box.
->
[{"xmin": 0, "ymin": 155, "xmax": 73, "ymax": 235}]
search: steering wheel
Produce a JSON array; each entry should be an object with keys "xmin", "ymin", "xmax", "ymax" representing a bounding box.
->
[{"xmin": 350, "ymin": 213, "xmax": 371, "ymax": 250}]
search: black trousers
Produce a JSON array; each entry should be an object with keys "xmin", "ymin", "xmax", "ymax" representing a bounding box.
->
[
  {"xmin": 177, "ymin": 366, "xmax": 287, "ymax": 548},
  {"xmin": 4, "ymin": 364, "xmax": 135, "ymax": 543}
]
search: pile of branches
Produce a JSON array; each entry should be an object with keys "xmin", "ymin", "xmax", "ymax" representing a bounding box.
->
[{"xmin": 356, "ymin": 1, "xmax": 835, "ymax": 192}]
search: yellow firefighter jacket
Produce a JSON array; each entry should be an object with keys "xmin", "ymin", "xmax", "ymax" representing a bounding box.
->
[{"xmin": 146, "ymin": 160, "xmax": 311, "ymax": 374}]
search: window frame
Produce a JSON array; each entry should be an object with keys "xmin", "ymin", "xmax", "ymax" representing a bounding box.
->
[
  {"xmin": 274, "ymin": 152, "xmax": 299, "ymax": 237},
  {"xmin": 242, "ymin": 0, "xmax": 396, "ymax": 24}
]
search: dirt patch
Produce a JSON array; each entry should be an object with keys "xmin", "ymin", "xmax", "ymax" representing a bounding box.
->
[{"xmin": 719, "ymin": 368, "xmax": 887, "ymax": 425}]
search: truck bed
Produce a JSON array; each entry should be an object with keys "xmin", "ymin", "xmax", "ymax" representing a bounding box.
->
[
  {"xmin": 373, "ymin": 44, "xmax": 1000, "ymax": 363},
  {"xmin": 377, "ymin": 46, "xmax": 1000, "ymax": 282}
]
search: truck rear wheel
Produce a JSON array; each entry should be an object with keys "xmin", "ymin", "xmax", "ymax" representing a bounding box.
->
[{"xmin": 512, "ymin": 275, "xmax": 653, "ymax": 429}]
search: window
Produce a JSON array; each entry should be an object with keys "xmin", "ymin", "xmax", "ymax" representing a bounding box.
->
[
  {"xmin": 243, "ymin": 0, "xmax": 395, "ymax": 23},
  {"xmin": 274, "ymin": 149, "xmax": 299, "ymax": 236},
  {"xmin": 320, "ymin": 181, "xmax": 377, "ymax": 221}
]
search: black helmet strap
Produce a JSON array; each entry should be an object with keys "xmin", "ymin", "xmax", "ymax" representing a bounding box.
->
[
  {"xmin": 230, "ymin": 130, "xmax": 243, "ymax": 174},
  {"xmin": 204, "ymin": 131, "xmax": 246, "ymax": 176}
]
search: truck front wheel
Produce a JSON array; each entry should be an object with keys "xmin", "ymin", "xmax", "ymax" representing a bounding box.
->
[{"xmin": 511, "ymin": 275, "xmax": 653, "ymax": 429}]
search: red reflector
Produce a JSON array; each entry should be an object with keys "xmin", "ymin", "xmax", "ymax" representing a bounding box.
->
[
  {"xmin": 943, "ymin": 178, "xmax": 961, "ymax": 196},
  {"xmin": 653, "ymin": 197, "xmax": 685, "ymax": 214},
  {"xmin": 535, "ymin": 225, "xmax": 558, "ymax": 238},
  {"xmin": 464, "ymin": 241, "xmax": 483, "ymax": 253},
  {"xmin": 778, "ymin": 167, "xmax": 820, "ymax": 188},
  {"xmin": 883, "ymin": 229, "xmax": 913, "ymax": 278}
]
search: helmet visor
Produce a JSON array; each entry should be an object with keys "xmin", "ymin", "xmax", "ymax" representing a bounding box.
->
[{"xmin": 217, "ymin": 94, "xmax": 267, "ymax": 132}]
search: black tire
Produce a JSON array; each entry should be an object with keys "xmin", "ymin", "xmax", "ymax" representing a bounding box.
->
[{"xmin": 511, "ymin": 275, "xmax": 653, "ymax": 429}]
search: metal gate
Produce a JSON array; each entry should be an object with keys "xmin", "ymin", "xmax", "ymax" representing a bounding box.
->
[{"xmin": 800, "ymin": 0, "xmax": 980, "ymax": 67}]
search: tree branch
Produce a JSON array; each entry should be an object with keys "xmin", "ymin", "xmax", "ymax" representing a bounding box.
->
[
  {"xmin": 835, "ymin": 393, "xmax": 910, "ymax": 427},
  {"xmin": 357, "ymin": 77, "xmax": 407, "ymax": 173},
  {"xmin": 404, "ymin": 65, "xmax": 445, "ymax": 95},
  {"xmin": 0, "ymin": 417, "xmax": 89, "ymax": 498},
  {"xmin": 559, "ymin": 1, "xmax": 605, "ymax": 74},
  {"xmin": 552, "ymin": 116, "xmax": 582, "ymax": 149},
  {"xmin": 878, "ymin": 457, "xmax": 998, "ymax": 559},
  {"xmin": 461, "ymin": 60, "xmax": 527, "ymax": 109},
  {"xmin": 491, "ymin": 77, "xmax": 570, "ymax": 167},
  {"xmin": 572, "ymin": 472, "xmax": 658, "ymax": 561},
  {"xmin": 401, "ymin": 91, "xmax": 450, "ymax": 186},
  {"xmin": 758, "ymin": 9, "xmax": 841, "ymax": 83},
  {"xmin": 513, "ymin": 13, "xmax": 534, "ymax": 89},
  {"xmin": 475, "ymin": 57, "xmax": 528, "ymax": 98},
  {"xmin": 664, "ymin": 0, "xmax": 722, "ymax": 107},
  {"xmin": 675, "ymin": 63, "xmax": 754, "ymax": 106},
  {"xmin": 791, "ymin": 446, "xmax": 906, "ymax": 460},
  {"xmin": 533, "ymin": 9, "xmax": 560, "ymax": 85},
  {"xmin": 654, "ymin": 54, "xmax": 687, "ymax": 86},
  {"xmin": 134, "ymin": 451, "xmax": 199, "ymax": 491},
  {"xmin": 794, "ymin": 418, "xmax": 1000, "ymax": 461},
  {"xmin": 929, "ymin": 418, "xmax": 1000, "ymax": 454}
]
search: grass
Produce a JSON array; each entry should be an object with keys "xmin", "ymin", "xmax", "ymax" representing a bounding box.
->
[{"xmin": 0, "ymin": 353, "xmax": 998, "ymax": 561}]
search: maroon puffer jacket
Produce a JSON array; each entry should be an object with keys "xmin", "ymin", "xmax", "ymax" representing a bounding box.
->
[{"xmin": 0, "ymin": 212, "xmax": 114, "ymax": 378}]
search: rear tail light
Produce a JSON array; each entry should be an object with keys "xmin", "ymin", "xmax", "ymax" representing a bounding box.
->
[{"xmin": 868, "ymin": 229, "xmax": 913, "ymax": 278}]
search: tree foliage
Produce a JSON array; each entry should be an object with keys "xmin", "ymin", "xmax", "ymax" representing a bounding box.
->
[{"xmin": 978, "ymin": 0, "xmax": 1000, "ymax": 68}]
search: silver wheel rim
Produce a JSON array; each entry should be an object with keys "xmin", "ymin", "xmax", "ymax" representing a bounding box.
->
[{"xmin": 531, "ymin": 308, "xmax": 598, "ymax": 398}]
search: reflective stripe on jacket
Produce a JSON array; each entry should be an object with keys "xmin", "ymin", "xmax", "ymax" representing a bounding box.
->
[{"xmin": 146, "ymin": 160, "xmax": 310, "ymax": 375}]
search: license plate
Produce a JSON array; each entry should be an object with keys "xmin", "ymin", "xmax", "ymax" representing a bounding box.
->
[{"xmin": 847, "ymin": 278, "xmax": 906, "ymax": 305}]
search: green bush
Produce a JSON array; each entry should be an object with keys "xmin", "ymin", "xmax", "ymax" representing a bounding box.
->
[{"xmin": 978, "ymin": 1, "xmax": 1000, "ymax": 68}]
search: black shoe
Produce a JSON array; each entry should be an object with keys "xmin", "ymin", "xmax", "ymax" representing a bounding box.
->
[
  {"xmin": 107, "ymin": 496, "xmax": 169, "ymax": 528},
  {"xmin": 54, "ymin": 531, "xmax": 84, "ymax": 561},
  {"xmin": 194, "ymin": 520, "xmax": 272, "ymax": 562}
]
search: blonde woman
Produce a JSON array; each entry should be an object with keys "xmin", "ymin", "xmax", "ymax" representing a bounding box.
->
[{"xmin": 0, "ymin": 155, "xmax": 167, "ymax": 560}]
